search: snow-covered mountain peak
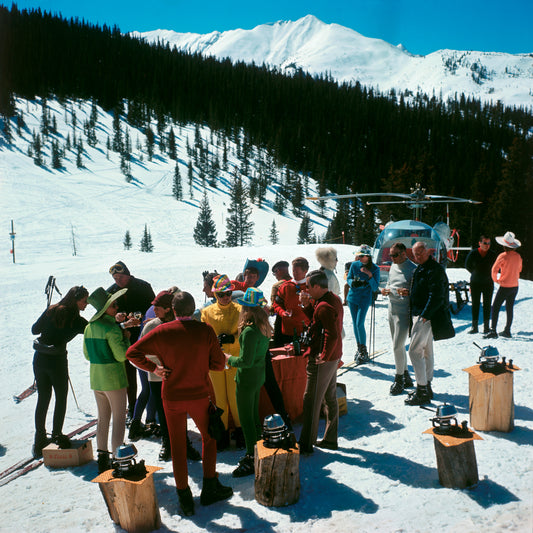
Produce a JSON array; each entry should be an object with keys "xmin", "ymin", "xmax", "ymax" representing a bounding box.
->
[{"xmin": 134, "ymin": 15, "xmax": 533, "ymax": 109}]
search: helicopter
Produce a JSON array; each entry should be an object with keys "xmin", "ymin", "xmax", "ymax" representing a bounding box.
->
[{"xmin": 307, "ymin": 184, "xmax": 481, "ymax": 284}]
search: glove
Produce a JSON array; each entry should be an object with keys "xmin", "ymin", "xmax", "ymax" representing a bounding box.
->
[{"xmin": 218, "ymin": 333, "xmax": 235, "ymax": 346}]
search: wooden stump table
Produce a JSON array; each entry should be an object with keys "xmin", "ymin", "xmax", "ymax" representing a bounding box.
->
[
  {"xmin": 423, "ymin": 427, "xmax": 482, "ymax": 489},
  {"xmin": 463, "ymin": 364, "xmax": 520, "ymax": 432},
  {"xmin": 254, "ymin": 439, "xmax": 300, "ymax": 507},
  {"xmin": 92, "ymin": 465, "xmax": 162, "ymax": 533}
]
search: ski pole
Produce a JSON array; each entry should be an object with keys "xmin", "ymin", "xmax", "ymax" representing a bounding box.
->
[{"xmin": 68, "ymin": 376, "xmax": 81, "ymax": 411}]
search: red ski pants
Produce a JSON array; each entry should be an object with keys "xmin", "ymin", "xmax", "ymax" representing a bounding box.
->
[{"xmin": 163, "ymin": 396, "xmax": 216, "ymax": 490}]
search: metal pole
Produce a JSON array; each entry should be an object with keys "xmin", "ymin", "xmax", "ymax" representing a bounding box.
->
[
  {"xmin": 9, "ymin": 220, "xmax": 16, "ymax": 263},
  {"xmin": 68, "ymin": 376, "xmax": 81, "ymax": 411}
]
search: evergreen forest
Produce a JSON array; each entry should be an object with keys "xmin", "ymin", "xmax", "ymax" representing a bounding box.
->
[{"xmin": 0, "ymin": 6, "xmax": 531, "ymax": 276}]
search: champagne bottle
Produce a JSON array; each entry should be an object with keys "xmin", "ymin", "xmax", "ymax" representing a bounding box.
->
[{"xmin": 293, "ymin": 328, "xmax": 301, "ymax": 356}]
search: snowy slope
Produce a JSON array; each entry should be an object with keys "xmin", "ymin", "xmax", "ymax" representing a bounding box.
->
[
  {"xmin": 0, "ymin": 97, "xmax": 532, "ymax": 532},
  {"xmin": 135, "ymin": 15, "xmax": 533, "ymax": 109}
]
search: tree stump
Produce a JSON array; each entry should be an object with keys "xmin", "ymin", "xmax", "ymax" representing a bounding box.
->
[
  {"xmin": 254, "ymin": 439, "xmax": 300, "ymax": 507},
  {"xmin": 423, "ymin": 428, "xmax": 482, "ymax": 489},
  {"xmin": 92, "ymin": 465, "xmax": 162, "ymax": 533},
  {"xmin": 463, "ymin": 364, "xmax": 520, "ymax": 432}
]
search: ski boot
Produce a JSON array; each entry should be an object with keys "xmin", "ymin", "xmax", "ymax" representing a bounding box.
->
[
  {"xmin": 232, "ymin": 454, "xmax": 254, "ymax": 478},
  {"xmin": 354, "ymin": 344, "xmax": 370, "ymax": 365},
  {"xmin": 177, "ymin": 486, "xmax": 194, "ymax": 516},
  {"xmin": 200, "ymin": 475, "xmax": 233, "ymax": 505},
  {"xmin": 404, "ymin": 385, "xmax": 431, "ymax": 406},
  {"xmin": 389, "ymin": 374, "xmax": 405, "ymax": 396},
  {"xmin": 403, "ymin": 370, "xmax": 414, "ymax": 388}
]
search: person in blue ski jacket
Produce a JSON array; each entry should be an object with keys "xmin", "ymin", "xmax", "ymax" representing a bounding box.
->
[{"xmin": 346, "ymin": 245, "xmax": 380, "ymax": 364}]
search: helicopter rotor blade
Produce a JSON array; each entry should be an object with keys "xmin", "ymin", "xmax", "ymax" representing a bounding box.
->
[
  {"xmin": 425, "ymin": 195, "xmax": 482, "ymax": 204},
  {"xmin": 306, "ymin": 192, "xmax": 414, "ymax": 201}
]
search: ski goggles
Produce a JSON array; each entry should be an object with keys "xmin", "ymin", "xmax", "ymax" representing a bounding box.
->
[{"xmin": 109, "ymin": 263, "xmax": 127, "ymax": 275}]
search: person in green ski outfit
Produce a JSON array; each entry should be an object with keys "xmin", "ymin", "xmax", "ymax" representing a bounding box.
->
[{"xmin": 226, "ymin": 287, "xmax": 271, "ymax": 478}]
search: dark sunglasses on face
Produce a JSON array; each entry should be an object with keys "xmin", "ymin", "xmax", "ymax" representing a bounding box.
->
[
  {"xmin": 109, "ymin": 264, "xmax": 125, "ymax": 275},
  {"xmin": 390, "ymin": 253, "xmax": 400, "ymax": 258},
  {"xmin": 481, "ymin": 241, "xmax": 491, "ymax": 245},
  {"xmin": 218, "ymin": 291, "xmax": 232, "ymax": 298}
]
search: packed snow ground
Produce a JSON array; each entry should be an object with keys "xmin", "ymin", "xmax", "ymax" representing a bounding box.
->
[
  {"xmin": 1, "ymin": 247, "xmax": 532, "ymax": 533},
  {"xmin": 1, "ymin": 97, "xmax": 532, "ymax": 532}
]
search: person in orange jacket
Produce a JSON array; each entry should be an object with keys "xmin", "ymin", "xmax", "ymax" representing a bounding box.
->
[{"xmin": 485, "ymin": 231, "xmax": 522, "ymax": 339}]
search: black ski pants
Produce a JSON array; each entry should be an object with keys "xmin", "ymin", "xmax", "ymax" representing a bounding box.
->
[
  {"xmin": 470, "ymin": 282, "xmax": 493, "ymax": 327},
  {"xmin": 491, "ymin": 286, "xmax": 519, "ymax": 333},
  {"xmin": 33, "ymin": 351, "xmax": 68, "ymax": 437}
]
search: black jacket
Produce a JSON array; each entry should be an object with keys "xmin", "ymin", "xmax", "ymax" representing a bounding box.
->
[
  {"xmin": 465, "ymin": 248, "xmax": 497, "ymax": 286},
  {"xmin": 410, "ymin": 257, "xmax": 455, "ymax": 341},
  {"xmin": 32, "ymin": 308, "xmax": 88, "ymax": 355},
  {"xmin": 108, "ymin": 276, "xmax": 155, "ymax": 342}
]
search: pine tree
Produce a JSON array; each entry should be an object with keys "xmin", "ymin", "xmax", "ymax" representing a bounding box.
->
[
  {"xmin": 168, "ymin": 127, "xmax": 177, "ymax": 159},
  {"xmin": 40, "ymin": 97, "xmax": 49, "ymax": 137},
  {"xmin": 208, "ymin": 155, "xmax": 219, "ymax": 188},
  {"xmin": 298, "ymin": 213, "xmax": 314, "ymax": 244},
  {"xmin": 222, "ymin": 137, "xmax": 228, "ymax": 171},
  {"xmin": 291, "ymin": 176, "xmax": 304, "ymax": 217},
  {"xmin": 140, "ymin": 224, "xmax": 154, "ymax": 252},
  {"xmin": 51, "ymin": 139, "xmax": 62, "ymax": 169},
  {"xmin": 85, "ymin": 118, "xmax": 97, "ymax": 147},
  {"xmin": 112, "ymin": 108, "xmax": 123, "ymax": 153},
  {"xmin": 145, "ymin": 125, "xmax": 154, "ymax": 161},
  {"xmin": 193, "ymin": 193, "xmax": 218, "ymax": 247},
  {"xmin": 274, "ymin": 189, "xmax": 286, "ymax": 214},
  {"xmin": 188, "ymin": 160, "xmax": 194, "ymax": 199},
  {"xmin": 269, "ymin": 219, "xmax": 279, "ymax": 245},
  {"xmin": 225, "ymin": 176, "xmax": 254, "ymax": 246},
  {"xmin": 32, "ymin": 130, "xmax": 43, "ymax": 166},
  {"xmin": 90, "ymin": 98, "xmax": 98, "ymax": 126},
  {"xmin": 123, "ymin": 230, "xmax": 132, "ymax": 250},
  {"xmin": 2, "ymin": 115, "xmax": 12, "ymax": 143},
  {"xmin": 172, "ymin": 162, "xmax": 183, "ymax": 200},
  {"xmin": 76, "ymin": 138, "xmax": 84, "ymax": 168}
]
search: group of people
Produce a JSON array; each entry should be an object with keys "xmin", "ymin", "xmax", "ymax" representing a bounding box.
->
[{"xmin": 29, "ymin": 230, "xmax": 522, "ymax": 517}]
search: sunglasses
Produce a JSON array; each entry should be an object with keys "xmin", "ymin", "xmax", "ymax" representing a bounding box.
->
[
  {"xmin": 217, "ymin": 291, "xmax": 233, "ymax": 298},
  {"xmin": 109, "ymin": 264, "xmax": 126, "ymax": 275},
  {"xmin": 390, "ymin": 253, "xmax": 400, "ymax": 258},
  {"xmin": 481, "ymin": 241, "xmax": 491, "ymax": 245}
]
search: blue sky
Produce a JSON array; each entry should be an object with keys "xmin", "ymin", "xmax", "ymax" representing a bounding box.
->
[{"xmin": 6, "ymin": 0, "xmax": 533, "ymax": 55}]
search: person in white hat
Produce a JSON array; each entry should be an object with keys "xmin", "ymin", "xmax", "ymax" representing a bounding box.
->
[{"xmin": 485, "ymin": 231, "xmax": 522, "ymax": 339}]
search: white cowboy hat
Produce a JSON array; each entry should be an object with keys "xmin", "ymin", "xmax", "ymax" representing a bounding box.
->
[{"xmin": 495, "ymin": 231, "xmax": 521, "ymax": 249}]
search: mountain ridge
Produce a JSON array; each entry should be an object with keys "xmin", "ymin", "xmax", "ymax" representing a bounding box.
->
[{"xmin": 135, "ymin": 15, "xmax": 533, "ymax": 109}]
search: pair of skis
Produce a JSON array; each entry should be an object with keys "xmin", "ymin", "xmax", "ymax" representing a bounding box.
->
[
  {"xmin": 337, "ymin": 349, "xmax": 387, "ymax": 376},
  {"xmin": 0, "ymin": 419, "xmax": 97, "ymax": 487},
  {"xmin": 13, "ymin": 382, "xmax": 37, "ymax": 403}
]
